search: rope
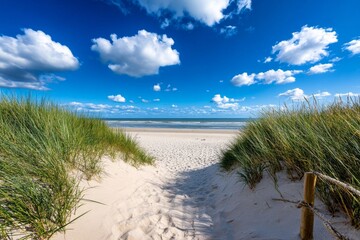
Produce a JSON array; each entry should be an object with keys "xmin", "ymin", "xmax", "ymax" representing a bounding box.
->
[
  {"xmin": 312, "ymin": 171, "xmax": 360, "ymax": 197},
  {"xmin": 272, "ymin": 198, "xmax": 350, "ymax": 240},
  {"xmin": 300, "ymin": 201, "xmax": 349, "ymax": 240}
]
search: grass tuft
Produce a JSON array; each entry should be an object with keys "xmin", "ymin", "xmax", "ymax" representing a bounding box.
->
[
  {"xmin": 221, "ymin": 98, "xmax": 360, "ymax": 226},
  {"xmin": 0, "ymin": 96, "xmax": 153, "ymax": 239}
]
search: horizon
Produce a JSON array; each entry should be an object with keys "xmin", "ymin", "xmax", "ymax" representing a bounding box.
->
[
  {"xmin": 0, "ymin": 0, "xmax": 359, "ymax": 118},
  {"xmin": 100, "ymin": 117, "xmax": 254, "ymax": 120}
]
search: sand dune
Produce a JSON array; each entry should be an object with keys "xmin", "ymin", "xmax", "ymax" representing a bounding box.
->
[{"xmin": 53, "ymin": 130, "xmax": 359, "ymax": 240}]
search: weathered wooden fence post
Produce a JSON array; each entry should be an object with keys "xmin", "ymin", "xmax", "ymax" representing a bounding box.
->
[{"xmin": 300, "ymin": 172, "xmax": 317, "ymax": 240}]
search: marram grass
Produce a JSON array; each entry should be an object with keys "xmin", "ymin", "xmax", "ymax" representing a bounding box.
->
[
  {"xmin": 221, "ymin": 98, "xmax": 360, "ymax": 227},
  {"xmin": 0, "ymin": 96, "xmax": 153, "ymax": 239}
]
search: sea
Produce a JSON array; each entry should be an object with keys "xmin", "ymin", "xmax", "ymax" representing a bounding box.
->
[{"xmin": 103, "ymin": 118, "xmax": 253, "ymax": 130}]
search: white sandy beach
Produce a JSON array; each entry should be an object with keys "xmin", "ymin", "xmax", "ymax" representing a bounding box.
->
[{"xmin": 53, "ymin": 129, "xmax": 360, "ymax": 240}]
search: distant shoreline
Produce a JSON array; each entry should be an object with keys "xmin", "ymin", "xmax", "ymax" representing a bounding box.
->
[
  {"xmin": 120, "ymin": 127, "xmax": 239, "ymax": 134},
  {"xmin": 105, "ymin": 118, "xmax": 250, "ymax": 131}
]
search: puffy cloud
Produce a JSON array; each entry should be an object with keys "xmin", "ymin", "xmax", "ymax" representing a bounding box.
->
[
  {"xmin": 272, "ymin": 26, "xmax": 338, "ymax": 65},
  {"xmin": 308, "ymin": 63, "xmax": 333, "ymax": 74},
  {"xmin": 231, "ymin": 72, "xmax": 256, "ymax": 86},
  {"xmin": 231, "ymin": 69, "xmax": 301, "ymax": 86},
  {"xmin": 279, "ymin": 88, "xmax": 305, "ymax": 101},
  {"xmin": 141, "ymin": 99, "xmax": 149, "ymax": 103},
  {"xmin": 105, "ymin": 0, "xmax": 251, "ymax": 27},
  {"xmin": 256, "ymin": 69, "xmax": 301, "ymax": 84},
  {"xmin": 91, "ymin": 30, "xmax": 180, "ymax": 77},
  {"xmin": 0, "ymin": 78, "xmax": 46, "ymax": 90},
  {"xmin": 344, "ymin": 39, "xmax": 360, "ymax": 55},
  {"xmin": 130, "ymin": 0, "xmax": 229, "ymax": 26},
  {"xmin": 171, "ymin": 104, "xmax": 178, "ymax": 108},
  {"xmin": 0, "ymin": 29, "xmax": 79, "ymax": 90},
  {"xmin": 279, "ymin": 88, "xmax": 331, "ymax": 101},
  {"xmin": 153, "ymin": 98, "xmax": 160, "ymax": 102},
  {"xmin": 313, "ymin": 92, "xmax": 331, "ymax": 98},
  {"xmin": 335, "ymin": 92, "xmax": 360, "ymax": 97},
  {"xmin": 153, "ymin": 83, "xmax": 161, "ymax": 91},
  {"xmin": 220, "ymin": 25, "xmax": 237, "ymax": 37},
  {"xmin": 211, "ymin": 94, "xmax": 245, "ymax": 110},
  {"xmin": 67, "ymin": 102, "xmax": 113, "ymax": 112},
  {"xmin": 217, "ymin": 103, "xmax": 238, "ymax": 109},
  {"xmin": 108, "ymin": 94, "xmax": 126, "ymax": 102},
  {"xmin": 212, "ymin": 94, "xmax": 229, "ymax": 104},
  {"xmin": 66, "ymin": 102, "xmax": 141, "ymax": 115}
]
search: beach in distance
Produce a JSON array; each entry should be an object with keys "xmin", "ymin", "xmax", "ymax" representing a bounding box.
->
[{"xmin": 54, "ymin": 126, "xmax": 360, "ymax": 240}]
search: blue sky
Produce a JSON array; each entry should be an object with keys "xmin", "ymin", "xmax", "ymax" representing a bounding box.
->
[{"xmin": 0, "ymin": 0, "xmax": 359, "ymax": 117}]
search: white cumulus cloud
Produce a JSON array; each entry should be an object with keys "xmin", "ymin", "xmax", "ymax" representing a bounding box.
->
[
  {"xmin": 257, "ymin": 69, "xmax": 301, "ymax": 84},
  {"xmin": 279, "ymin": 88, "xmax": 306, "ymax": 101},
  {"xmin": 212, "ymin": 94, "xmax": 230, "ymax": 104},
  {"xmin": 231, "ymin": 72, "xmax": 256, "ymax": 86},
  {"xmin": 279, "ymin": 88, "xmax": 331, "ymax": 101},
  {"xmin": 108, "ymin": 94, "xmax": 126, "ymax": 102},
  {"xmin": 212, "ymin": 94, "xmax": 245, "ymax": 110},
  {"xmin": 153, "ymin": 83, "xmax": 161, "ymax": 91},
  {"xmin": 67, "ymin": 102, "xmax": 113, "ymax": 113},
  {"xmin": 231, "ymin": 69, "xmax": 301, "ymax": 86},
  {"xmin": 91, "ymin": 30, "xmax": 180, "ymax": 77},
  {"xmin": 105, "ymin": 0, "xmax": 252, "ymax": 27},
  {"xmin": 0, "ymin": 29, "xmax": 79, "ymax": 90},
  {"xmin": 272, "ymin": 26, "xmax": 338, "ymax": 65},
  {"xmin": 137, "ymin": 0, "xmax": 229, "ymax": 26},
  {"xmin": 344, "ymin": 39, "xmax": 360, "ymax": 55},
  {"xmin": 313, "ymin": 92, "xmax": 331, "ymax": 98},
  {"xmin": 129, "ymin": 0, "xmax": 229, "ymax": 26},
  {"xmin": 309, "ymin": 63, "xmax": 333, "ymax": 74}
]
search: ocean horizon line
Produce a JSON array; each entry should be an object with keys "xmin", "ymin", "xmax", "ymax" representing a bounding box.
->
[
  {"xmin": 100, "ymin": 117, "xmax": 256, "ymax": 121},
  {"xmin": 103, "ymin": 118, "xmax": 254, "ymax": 130}
]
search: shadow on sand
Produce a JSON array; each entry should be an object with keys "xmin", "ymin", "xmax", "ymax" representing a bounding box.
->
[{"xmin": 160, "ymin": 163, "xmax": 223, "ymax": 239}]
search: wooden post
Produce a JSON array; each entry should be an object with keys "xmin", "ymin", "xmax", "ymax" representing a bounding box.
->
[{"xmin": 300, "ymin": 172, "xmax": 317, "ymax": 240}]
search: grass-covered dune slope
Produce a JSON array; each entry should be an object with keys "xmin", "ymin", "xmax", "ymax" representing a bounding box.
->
[
  {"xmin": 0, "ymin": 97, "xmax": 153, "ymax": 239},
  {"xmin": 221, "ymin": 99, "xmax": 360, "ymax": 227}
]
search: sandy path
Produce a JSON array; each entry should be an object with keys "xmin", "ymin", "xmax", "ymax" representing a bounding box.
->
[
  {"xmin": 54, "ymin": 130, "xmax": 235, "ymax": 240},
  {"xmin": 114, "ymin": 131, "xmax": 234, "ymax": 239}
]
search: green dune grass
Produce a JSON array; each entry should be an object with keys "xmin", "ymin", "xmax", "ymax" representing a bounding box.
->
[
  {"xmin": 221, "ymin": 98, "xmax": 360, "ymax": 227},
  {"xmin": 0, "ymin": 97, "xmax": 153, "ymax": 239}
]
